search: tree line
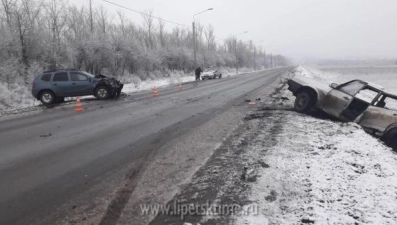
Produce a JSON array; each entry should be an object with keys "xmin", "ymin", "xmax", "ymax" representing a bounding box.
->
[{"xmin": 0, "ymin": 0, "xmax": 291, "ymax": 87}]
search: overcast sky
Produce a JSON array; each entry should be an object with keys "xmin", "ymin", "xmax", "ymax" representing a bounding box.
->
[{"xmin": 68, "ymin": 0, "xmax": 397, "ymax": 61}]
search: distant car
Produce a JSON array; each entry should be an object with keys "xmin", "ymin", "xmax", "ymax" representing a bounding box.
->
[
  {"xmin": 201, "ymin": 70, "xmax": 222, "ymax": 80},
  {"xmin": 288, "ymin": 75, "xmax": 397, "ymax": 149},
  {"xmin": 32, "ymin": 69, "xmax": 124, "ymax": 105}
]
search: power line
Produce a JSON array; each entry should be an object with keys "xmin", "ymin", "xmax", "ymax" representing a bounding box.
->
[{"xmin": 101, "ymin": 0, "xmax": 190, "ymax": 28}]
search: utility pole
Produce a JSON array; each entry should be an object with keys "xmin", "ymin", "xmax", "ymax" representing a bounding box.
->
[
  {"xmin": 192, "ymin": 8, "xmax": 213, "ymax": 69},
  {"xmin": 270, "ymin": 53, "xmax": 273, "ymax": 68},
  {"xmin": 89, "ymin": 0, "xmax": 93, "ymax": 33},
  {"xmin": 254, "ymin": 47, "xmax": 257, "ymax": 71},
  {"xmin": 264, "ymin": 51, "xmax": 267, "ymax": 69},
  {"xmin": 192, "ymin": 21, "xmax": 196, "ymax": 68},
  {"xmin": 235, "ymin": 39, "xmax": 238, "ymax": 74}
]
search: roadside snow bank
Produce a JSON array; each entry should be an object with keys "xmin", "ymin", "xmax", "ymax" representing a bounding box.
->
[
  {"xmin": 0, "ymin": 83, "xmax": 39, "ymax": 111},
  {"xmin": 236, "ymin": 74, "xmax": 397, "ymax": 224},
  {"xmin": 238, "ymin": 112, "xmax": 397, "ymax": 224},
  {"xmin": 122, "ymin": 75, "xmax": 195, "ymax": 93}
]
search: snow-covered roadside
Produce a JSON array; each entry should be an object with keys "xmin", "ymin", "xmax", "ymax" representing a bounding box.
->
[
  {"xmin": 234, "ymin": 70, "xmax": 397, "ymax": 225},
  {"xmin": 121, "ymin": 67, "xmax": 256, "ymax": 93},
  {"xmin": 0, "ymin": 67, "xmax": 258, "ymax": 113}
]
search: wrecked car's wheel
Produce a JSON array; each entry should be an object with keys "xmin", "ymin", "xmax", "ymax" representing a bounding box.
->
[
  {"xmin": 390, "ymin": 139, "xmax": 397, "ymax": 150},
  {"xmin": 384, "ymin": 129, "xmax": 397, "ymax": 150},
  {"xmin": 294, "ymin": 91, "xmax": 314, "ymax": 113},
  {"xmin": 40, "ymin": 91, "xmax": 55, "ymax": 105},
  {"xmin": 95, "ymin": 86, "xmax": 110, "ymax": 100}
]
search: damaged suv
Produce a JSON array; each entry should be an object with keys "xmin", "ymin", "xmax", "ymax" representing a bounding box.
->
[
  {"xmin": 32, "ymin": 69, "xmax": 123, "ymax": 105},
  {"xmin": 288, "ymin": 75, "xmax": 397, "ymax": 148}
]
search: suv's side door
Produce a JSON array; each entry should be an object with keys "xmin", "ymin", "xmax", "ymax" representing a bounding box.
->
[
  {"xmin": 51, "ymin": 72, "xmax": 72, "ymax": 96},
  {"xmin": 70, "ymin": 72, "xmax": 94, "ymax": 96},
  {"xmin": 320, "ymin": 80, "xmax": 367, "ymax": 120}
]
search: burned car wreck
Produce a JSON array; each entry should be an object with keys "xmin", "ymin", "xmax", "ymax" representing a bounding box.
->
[{"xmin": 288, "ymin": 75, "xmax": 397, "ymax": 149}]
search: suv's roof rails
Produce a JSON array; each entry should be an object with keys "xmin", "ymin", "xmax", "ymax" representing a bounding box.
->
[{"xmin": 43, "ymin": 68, "xmax": 80, "ymax": 73}]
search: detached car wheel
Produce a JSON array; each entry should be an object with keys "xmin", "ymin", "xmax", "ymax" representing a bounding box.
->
[
  {"xmin": 294, "ymin": 91, "xmax": 314, "ymax": 113},
  {"xmin": 95, "ymin": 86, "xmax": 110, "ymax": 100},
  {"xmin": 40, "ymin": 91, "xmax": 55, "ymax": 105}
]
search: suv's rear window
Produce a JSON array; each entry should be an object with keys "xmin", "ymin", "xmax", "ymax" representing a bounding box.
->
[
  {"xmin": 53, "ymin": 72, "xmax": 69, "ymax": 82},
  {"xmin": 41, "ymin": 74, "xmax": 51, "ymax": 82}
]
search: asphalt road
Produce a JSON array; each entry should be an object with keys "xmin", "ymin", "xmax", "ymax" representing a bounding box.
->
[{"xmin": 0, "ymin": 67, "xmax": 293, "ymax": 225}]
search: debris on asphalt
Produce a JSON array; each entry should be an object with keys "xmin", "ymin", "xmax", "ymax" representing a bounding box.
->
[
  {"xmin": 281, "ymin": 97, "xmax": 289, "ymax": 101},
  {"xmin": 241, "ymin": 166, "xmax": 257, "ymax": 182},
  {"xmin": 40, "ymin": 133, "xmax": 52, "ymax": 138}
]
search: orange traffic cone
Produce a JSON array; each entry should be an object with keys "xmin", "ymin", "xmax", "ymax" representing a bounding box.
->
[
  {"xmin": 178, "ymin": 83, "xmax": 183, "ymax": 91},
  {"xmin": 75, "ymin": 97, "xmax": 84, "ymax": 112},
  {"xmin": 153, "ymin": 87, "xmax": 159, "ymax": 97}
]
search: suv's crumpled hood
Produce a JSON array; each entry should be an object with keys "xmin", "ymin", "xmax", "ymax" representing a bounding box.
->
[
  {"xmin": 95, "ymin": 74, "xmax": 114, "ymax": 80},
  {"xmin": 94, "ymin": 74, "xmax": 123, "ymax": 87}
]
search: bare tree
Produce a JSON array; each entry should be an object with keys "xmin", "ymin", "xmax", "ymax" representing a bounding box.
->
[
  {"xmin": 46, "ymin": 0, "xmax": 67, "ymax": 69},
  {"xmin": 117, "ymin": 11, "xmax": 126, "ymax": 37},
  {"xmin": 1, "ymin": 0, "xmax": 16, "ymax": 29},
  {"xmin": 158, "ymin": 18, "xmax": 165, "ymax": 48},
  {"xmin": 204, "ymin": 24, "xmax": 215, "ymax": 51},
  {"xmin": 142, "ymin": 9, "xmax": 155, "ymax": 49},
  {"xmin": 12, "ymin": 0, "xmax": 43, "ymax": 83},
  {"xmin": 97, "ymin": 5, "xmax": 110, "ymax": 35}
]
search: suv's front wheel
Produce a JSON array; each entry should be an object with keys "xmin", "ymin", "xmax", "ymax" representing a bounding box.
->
[
  {"xmin": 95, "ymin": 86, "xmax": 110, "ymax": 100},
  {"xmin": 40, "ymin": 91, "xmax": 55, "ymax": 105}
]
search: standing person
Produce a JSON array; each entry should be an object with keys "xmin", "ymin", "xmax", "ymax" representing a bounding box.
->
[{"xmin": 195, "ymin": 67, "xmax": 203, "ymax": 81}]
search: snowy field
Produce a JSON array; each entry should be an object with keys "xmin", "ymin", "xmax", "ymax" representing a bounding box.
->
[
  {"xmin": 234, "ymin": 67, "xmax": 397, "ymax": 225},
  {"xmin": 302, "ymin": 66, "xmax": 397, "ymax": 94}
]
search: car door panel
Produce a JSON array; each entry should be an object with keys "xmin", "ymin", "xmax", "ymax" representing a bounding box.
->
[
  {"xmin": 359, "ymin": 106, "xmax": 397, "ymax": 133},
  {"xmin": 321, "ymin": 80, "xmax": 369, "ymax": 121},
  {"xmin": 340, "ymin": 98, "xmax": 370, "ymax": 121},
  {"xmin": 320, "ymin": 89, "xmax": 353, "ymax": 119},
  {"xmin": 70, "ymin": 72, "xmax": 94, "ymax": 95},
  {"xmin": 51, "ymin": 72, "xmax": 72, "ymax": 96}
]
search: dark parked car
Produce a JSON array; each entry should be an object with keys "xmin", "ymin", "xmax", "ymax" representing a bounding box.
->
[{"xmin": 32, "ymin": 69, "xmax": 123, "ymax": 105}]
